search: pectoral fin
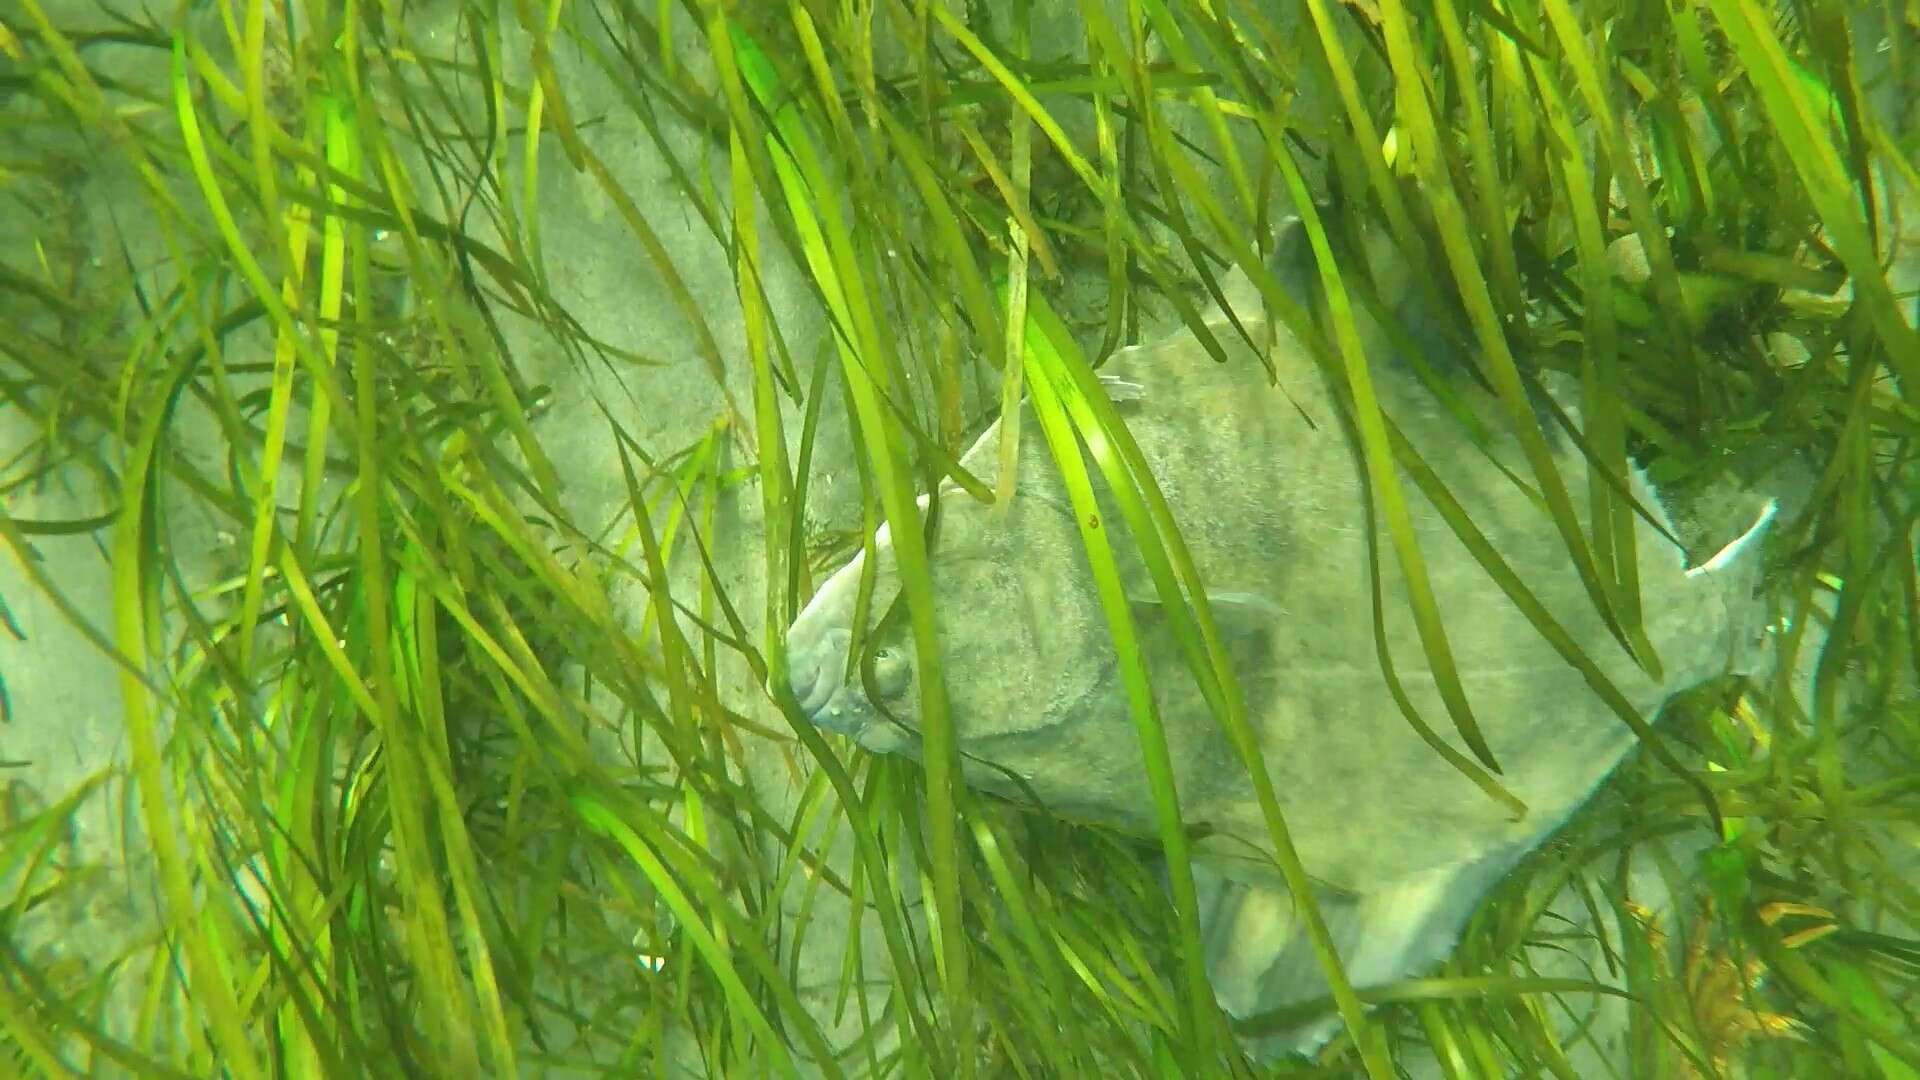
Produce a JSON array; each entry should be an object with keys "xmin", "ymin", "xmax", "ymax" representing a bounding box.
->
[
  {"xmin": 1203, "ymin": 590, "xmax": 1287, "ymax": 621},
  {"xmin": 1124, "ymin": 588, "xmax": 1279, "ymax": 696},
  {"xmin": 1097, "ymin": 374, "xmax": 1147, "ymax": 403},
  {"xmin": 1127, "ymin": 588, "xmax": 1283, "ymax": 633},
  {"xmin": 1684, "ymin": 497, "xmax": 1778, "ymax": 579}
]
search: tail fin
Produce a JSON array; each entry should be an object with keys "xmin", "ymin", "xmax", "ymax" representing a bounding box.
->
[{"xmin": 1684, "ymin": 497, "xmax": 1779, "ymax": 678}]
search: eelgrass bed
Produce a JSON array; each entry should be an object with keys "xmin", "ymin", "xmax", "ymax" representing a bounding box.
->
[{"xmin": 0, "ymin": 1, "xmax": 1915, "ymax": 1077}]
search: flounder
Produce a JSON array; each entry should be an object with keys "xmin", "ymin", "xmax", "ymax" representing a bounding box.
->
[{"xmin": 782, "ymin": 222, "xmax": 1776, "ymax": 1054}]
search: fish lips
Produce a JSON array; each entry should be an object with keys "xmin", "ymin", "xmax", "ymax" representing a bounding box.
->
[{"xmin": 788, "ymin": 627, "xmax": 857, "ymax": 720}]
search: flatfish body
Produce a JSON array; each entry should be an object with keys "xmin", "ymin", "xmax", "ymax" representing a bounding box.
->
[{"xmin": 783, "ymin": 227, "xmax": 1773, "ymax": 1052}]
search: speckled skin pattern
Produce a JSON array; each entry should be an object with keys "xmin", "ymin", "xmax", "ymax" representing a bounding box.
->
[{"xmin": 783, "ymin": 224, "xmax": 1772, "ymax": 1048}]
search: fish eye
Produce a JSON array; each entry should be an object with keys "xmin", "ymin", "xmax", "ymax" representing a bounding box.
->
[{"xmin": 871, "ymin": 645, "xmax": 912, "ymax": 699}]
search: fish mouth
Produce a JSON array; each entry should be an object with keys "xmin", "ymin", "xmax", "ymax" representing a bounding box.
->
[
  {"xmin": 788, "ymin": 627, "xmax": 851, "ymax": 717},
  {"xmin": 785, "ymin": 626, "xmax": 887, "ymax": 739}
]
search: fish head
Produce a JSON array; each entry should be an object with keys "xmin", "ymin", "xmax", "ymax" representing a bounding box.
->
[
  {"xmin": 781, "ymin": 497, "xmax": 932, "ymax": 753},
  {"xmin": 783, "ymin": 476, "xmax": 1119, "ymax": 760}
]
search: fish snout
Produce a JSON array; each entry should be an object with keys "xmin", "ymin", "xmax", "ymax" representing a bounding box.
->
[{"xmin": 787, "ymin": 626, "xmax": 853, "ymax": 722}]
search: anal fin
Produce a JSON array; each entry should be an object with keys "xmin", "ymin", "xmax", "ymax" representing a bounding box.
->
[{"xmin": 1192, "ymin": 847, "xmax": 1522, "ymax": 1059}]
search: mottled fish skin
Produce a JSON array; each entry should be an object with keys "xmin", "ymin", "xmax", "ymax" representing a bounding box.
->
[{"xmin": 781, "ymin": 221, "xmax": 1776, "ymax": 1053}]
